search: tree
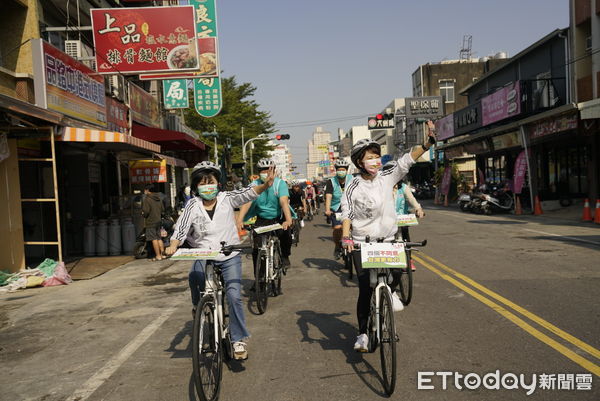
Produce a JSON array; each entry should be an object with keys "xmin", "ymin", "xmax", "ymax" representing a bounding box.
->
[{"xmin": 183, "ymin": 76, "xmax": 276, "ymax": 168}]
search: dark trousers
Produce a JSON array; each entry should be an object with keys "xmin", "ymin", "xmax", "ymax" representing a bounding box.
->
[{"xmin": 252, "ymin": 217, "xmax": 292, "ymax": 271}]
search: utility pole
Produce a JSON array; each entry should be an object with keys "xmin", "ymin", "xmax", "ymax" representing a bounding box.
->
[{"xmin": 243, "ymin": 134, "xmax": 268, "ymax": 181}]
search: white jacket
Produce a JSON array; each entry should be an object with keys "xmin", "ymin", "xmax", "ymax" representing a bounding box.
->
[
  {"xmin": 171, "ymin": 186, "xmax": 258, "ymax": 260},
  {"xmin": 340, "ymin": 153, "xmax": 415, "ymax": 241}
]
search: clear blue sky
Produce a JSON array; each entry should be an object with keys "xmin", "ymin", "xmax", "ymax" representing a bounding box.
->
[{"xmin": 217, "ymin": 0, "xmax": 568, "ymax": 175}]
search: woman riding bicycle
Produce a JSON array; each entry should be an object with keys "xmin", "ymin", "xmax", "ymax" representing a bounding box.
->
[
  {"xmin": 340, "ymin": 121, "xmax": 436, "ymax": 352},
  {"xmin": 165, "ymin": 161, "xmax": 276, "ymax": 360}
]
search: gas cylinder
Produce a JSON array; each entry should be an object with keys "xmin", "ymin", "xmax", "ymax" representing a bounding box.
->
[
  {"xmin": 108, "ymin": 218, "xmax": 122, "ymax": 255},
  {"xmin": 83, "ymin": 219, "xmax": 95, "ymax": 256},
  {"xmin": 96, "ymin": 219, "xmax": 108, "ymax": 256},
  {"xmin": 121, "ymin": 217, "xmax": 136, "ymax": 255}
]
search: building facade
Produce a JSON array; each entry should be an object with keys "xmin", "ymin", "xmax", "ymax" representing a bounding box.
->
[
  {"xmin": 306, "ymin": 126, "xmax": 332, "ymax": 180},
  {"xmin": 270, "ymin": 143, "xmax": 293, "ymax": 181},
  {"xmin": 0, "ymin": 0, "xmax": 208, "ymax": 272},
  {"xmin": 437, "ymin": 25, "xmax": 599, "ymax": 212}
]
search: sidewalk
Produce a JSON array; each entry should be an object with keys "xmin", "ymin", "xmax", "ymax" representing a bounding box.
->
[{"xmin": 422, "ymin": 198, "xmax": 600, "ymax": 229}]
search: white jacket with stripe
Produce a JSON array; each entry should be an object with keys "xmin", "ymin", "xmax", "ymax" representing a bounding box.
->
[
  {"xmin": 171, "ymin": 186, "xmax": 258, "ymax": 260},
  {"xmin": 340, "ymin": 153, "xmax": 416, "ymax": 241}
]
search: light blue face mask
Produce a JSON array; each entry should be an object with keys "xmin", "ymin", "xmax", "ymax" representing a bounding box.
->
[
  {"xmin": 198, "ymin": 184, "xmax": 218, "ymax": 200},
  {"xmin": 260, "ymin": 173, "xmax": 269, "ymax": 182},
  {"xmin": 336, "ymin": 170, "xmax": 347, "ymax": 178}
]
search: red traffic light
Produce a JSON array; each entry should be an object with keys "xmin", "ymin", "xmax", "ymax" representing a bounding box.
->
[
  {"xmin": 376, "ymin": 114, "xmax": 383, "ymax": 120},
  {"xmin": 276, "ymin": 134, "xmax": 290, "ymax": 140}
]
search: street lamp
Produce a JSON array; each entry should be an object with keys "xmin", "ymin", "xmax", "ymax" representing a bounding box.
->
[
  {"xmin": 242, "ymin": 134, "xmax": 269, "ymax": 183},
  {"xmin": 201, "ymin": 130, "xmax": 219, "ymax": 164}
]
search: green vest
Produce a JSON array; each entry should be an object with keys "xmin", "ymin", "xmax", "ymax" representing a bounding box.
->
[{"xmin": 330, "ymin": 175, "xmax": 353, "ymax": 212}]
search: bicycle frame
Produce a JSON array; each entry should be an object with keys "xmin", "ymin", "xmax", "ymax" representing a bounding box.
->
[
  {"xmin": 203, "ymin": 261, "xmax": 227, "ymax": 350},
  {"xmin": 258, "ymin": 232, "xmax": 280, "ymax": 281}
]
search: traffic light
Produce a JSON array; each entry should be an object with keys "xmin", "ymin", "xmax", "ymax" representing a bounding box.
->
[{"xmin": 275, "ymin": 134, "xmax": 290, "ymax": 140}]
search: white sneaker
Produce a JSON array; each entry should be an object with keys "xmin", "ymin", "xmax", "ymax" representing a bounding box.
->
[
  {"xmin": 392, "ymin": 292, "xmax": 405, "ymax": 312},
  {"xmin": 300, "ymin": 220, "xmax": 305, "ymax": 228},
  {"xmin": 233, "ymin": 341, "xmax": 248, "ymax": 360},
  {"xmin": 353, "ymin": 333, "xmax": 369, "ymax": 352}
]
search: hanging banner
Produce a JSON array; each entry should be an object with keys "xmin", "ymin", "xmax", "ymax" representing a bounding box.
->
[
  {"xmin": 91, "ymin": 6, "xmax": 199, "ymax": 74},
  {"xmin": 106, "ymin": 97, "xmax": 129, "ymax": 133},
  {"xmin": 31, "ymin": 39, "xmax": 107, "ymax": 127},
  {"xmin": 513, "ymin": 150, "xmax": 528, "ymax": 194},
  {"xmin": 441, "ymin": 166, "xmax": 452, "ymax": 196},
  {"xmin": 163, "ymin": 79, "xmax": 189, "ymax": 109},
  {"xmin": 129, "ymin": 159, "xmax": 167, "ymax": 183},
  {"xmin": 194, "ymin": 77, "xmax": 222, "ymax": 117}
]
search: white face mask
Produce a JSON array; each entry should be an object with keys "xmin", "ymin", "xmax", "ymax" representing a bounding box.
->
[
  {"xmin": 364, "ymin": 158, "xmax": 382, "ymax": 175},
  {"xmin": 260, "ymin": 173, "xmax": 268, "ymax": 181}
]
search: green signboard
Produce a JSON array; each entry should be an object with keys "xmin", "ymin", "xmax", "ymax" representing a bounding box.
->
[
  {"xmin": 194, "ymin": 77, "xmax": 222, "ymax": 117},
  {"xmin": 191, "ymin": 0, "xmax": 222, "ymax": 118},
  {"xmin": 163, "ymin": 79, "xmax": 189, "ymax": 109}
]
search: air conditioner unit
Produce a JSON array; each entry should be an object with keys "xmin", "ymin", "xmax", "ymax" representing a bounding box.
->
[{"xmin": 64, "ymin": 40, "xmax": 82, "ymax": 59}]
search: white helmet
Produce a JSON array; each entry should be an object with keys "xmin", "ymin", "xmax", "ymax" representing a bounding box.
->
[
  {"xmin": 257, "ymin": 158, "xmax": 275, "ymax": 169},
  {"xmin": 351, "ymin": 139, "xmax": 380, "ymax": 168},
  {"xmin": 334, "ymin": 158, "xmax": 350, "ymax": 169},
  {"xmin": 191, "ymin": 161, "xmax": 221, "ymax": 185}
]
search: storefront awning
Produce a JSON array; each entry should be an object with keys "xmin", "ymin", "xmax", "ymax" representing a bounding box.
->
[
  {"xmin": 154, "ymin": 153, "xmax": 188, "ymax": 168},
  {"xmin": 58, "ymin": 127, "xmax": 161, "ymax": 153},
  {"xmin": 132, "ymin": 124, "xmax": 206, "ymax": 151}
]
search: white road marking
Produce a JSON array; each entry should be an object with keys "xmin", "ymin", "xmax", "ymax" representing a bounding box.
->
[
  {"xmin": 523, "ymin": 228, "xmax": 600, "ymax": 246},
  {"xmin": 66, "ymin": 300, "xmax": 182, "ymax": 401}
]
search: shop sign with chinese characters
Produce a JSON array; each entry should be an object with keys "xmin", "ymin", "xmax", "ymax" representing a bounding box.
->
[
  {"xmin": 128, "ymin": 82, "xmax": 161, "ymax": 128},
  {"xmin": 163, "ymin": 79, "xmax": 189, "ymax": 109},
  {"xmin": 139, "ymin": 37, "xmax": 218, "ymax": 80},
  {"xmin": 454, "ymin": 102, "xmax": 482, "ymax": 135},
  {"xmin": 405, "ymin": 96, "xmax": 444, "ymax": 119},
  {"xmin": 31, "ymin": 39, "xmax": 107, "ymax": 127},
  {"xmin": 481, "ymin": 81, "xmax": 521, "ymax": 126},
  {"xmin": 91, "ymin": 6, "xmax": 199, "ymax": 74},
  {"xmin": 129, "ymin": 159, "xmax": 167, "ymax": 183},
  {"xmin": 194, "ymin": 77, "xmax": 222, "ymax": 117},
  {"xmin": 530, "ymin": 113, "xmax": 578, "ymax": 140},
  {"xmin": 106, "ymin": 97, "xmax": 129, "ymax": 133},
  {"xmin": 435, "ymin": 113, "xmax": 455, "ymax": 140}
]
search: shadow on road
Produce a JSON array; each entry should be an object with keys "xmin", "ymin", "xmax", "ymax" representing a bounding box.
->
[
  {"xmin": 514, "ymin": 235, "xmax": 600, "ymax": 250},
  {"xmin": 165, "ymin": 319, "xmax": 192, "ymax": 359},
  {"xmin": 466, "ymin": 220, "xmax": 527, "ymax": 225},
  {"xmin": 296, "ymin": 310, "xmax": 387, "ymax": 397},
  {"xmin": 302, "ymin": 258, "xmax": 357, "ymax": 288}
]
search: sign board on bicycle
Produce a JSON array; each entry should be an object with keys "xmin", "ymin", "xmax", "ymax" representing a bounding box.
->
[
  {"xmin": 253, "ymin": 223, "xmax": 282, "ymax": 234},
  {"xmin": 360, "ymin": 242, "xmax": 407, "ymax": 268},
  {"xmin": 396, "ymin": 214, "xmax": 418, "ymax": 226},
  {"xmin": 171, "ymin": 248, "xmax": 221, "ymax": 260}
]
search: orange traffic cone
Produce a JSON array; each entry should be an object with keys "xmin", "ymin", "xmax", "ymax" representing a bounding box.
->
[
  {"xmin": 594, "ymin": 199, "xmax": 600, "ymax": 224},
  {"xmin": 582, "ymin": 198, "xmax": 593, "ymax": 221},
  {"xmin": 534, "ymin": 195, "xmax": 543, "ymax": 215},
  {"xmin": 514, "ymin": 196, "xmax": 522, "ymax": 215}
]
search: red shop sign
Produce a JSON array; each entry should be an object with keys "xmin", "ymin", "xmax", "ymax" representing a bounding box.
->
[
  {"xmin": 106, "ymin": 97, "xmax": 129, "ymax": 133},
  {"xmin": 91, "ymin": 6, "xmax": 199, "ymax": 74}
]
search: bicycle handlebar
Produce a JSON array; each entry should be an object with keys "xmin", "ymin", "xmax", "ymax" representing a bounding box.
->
[{"xmin": 220, "ymin": 241, "xmax": 253, "ymax": 256}]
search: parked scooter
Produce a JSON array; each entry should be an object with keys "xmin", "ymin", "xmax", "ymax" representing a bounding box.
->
[
  {"xmin": 479, "ymin": 182, "xmax": 514, "ymax": 214},
  {"xmin": 133, "ymin": 208, "xmax": 177, "ymax": 259}
]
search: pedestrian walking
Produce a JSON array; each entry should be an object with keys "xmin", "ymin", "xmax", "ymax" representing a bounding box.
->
[{"xmin": 142, "ymin": 183, "xmax": 165, "ymax": 261}]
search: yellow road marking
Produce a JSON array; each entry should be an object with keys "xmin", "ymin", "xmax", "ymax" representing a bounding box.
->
[
  {"xmin": 413, "ymin": 255, "xmax": 600, "ymax": 377},
  {"xmin": 418, "ymin": 252, "xmax": 600, "ymax": 360}
]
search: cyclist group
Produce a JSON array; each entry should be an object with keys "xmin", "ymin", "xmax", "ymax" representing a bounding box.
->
[{"xmin": 165, "ymin": 122, "xmax": 437, "ymax": 362}]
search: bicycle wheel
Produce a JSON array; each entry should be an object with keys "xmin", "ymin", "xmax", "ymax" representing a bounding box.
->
[
  {"xmin": 192, "ymin": 295, "xmax": 223, "ymax": 401},
  {"xmin": 255, "ymin": 249, "xmax": 268, "ymax": 314},
  {"xmin": 366, "ymin": 295, "xmax": 378, "ymax": 353},
  {"xmin": 379, "ymin": 288, "xmax": 397, "ymax": 396},
  {"xmin": 398, "ymin": 250, "xmax": 413, "ymax": 305},
  {"xmin": 271, "ymin": 244, "xmax": 282, "ymax": 296}
]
